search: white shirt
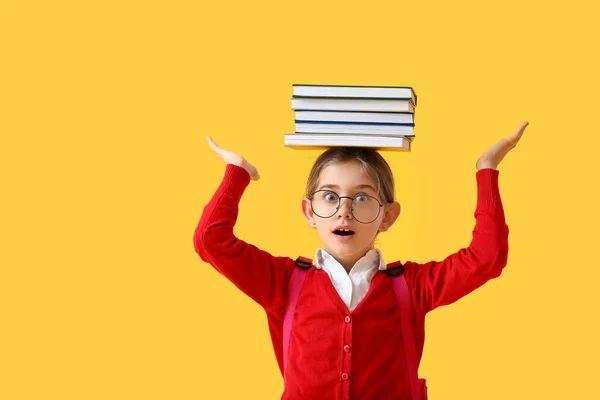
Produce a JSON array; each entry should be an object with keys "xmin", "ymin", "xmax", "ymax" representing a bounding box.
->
[{"xmin": 315, "ymin": 248, "xmax": 387, "ymax": 313}]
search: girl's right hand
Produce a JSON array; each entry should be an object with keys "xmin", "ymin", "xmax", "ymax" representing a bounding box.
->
[{"xmin": 206, "ymin": 137, "xmax": 260, "ymax": 181}]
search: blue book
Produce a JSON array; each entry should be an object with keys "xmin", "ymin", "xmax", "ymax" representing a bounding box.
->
[
  {"xmin": 293, "ymin": 84, "xmax": 417, "ymax": 105},
  {"xmin": 291, "ymin": 98, "xmax": 414, "ymax": 113},
  {"xmin": 295, "ymin": 120, "xmax": 414, "ymax": 127},
  {"xmin": 295, "ymin": 122, "xmax": 415, "ymax": 137},
  {"xmin": 294, "ymin": 110, "xmax": 414, "ymax": 124}
]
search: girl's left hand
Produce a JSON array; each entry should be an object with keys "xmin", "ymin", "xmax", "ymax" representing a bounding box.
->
[{"xmin": 476, "ymin": 121, "xmax": 529, "ymax": 170}]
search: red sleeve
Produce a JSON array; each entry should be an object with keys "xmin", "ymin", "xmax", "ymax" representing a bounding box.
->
[
  {"xmin": 403, "ymin": 168, "xmax": 509, "ymax": 314},
  {"xmin": 193, "ymin": 164, "xmax": 295, "ymax": 312}
]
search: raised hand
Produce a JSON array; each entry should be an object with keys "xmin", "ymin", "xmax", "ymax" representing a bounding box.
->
[
  {"xmin": 476, "ymin": 121, "xmax": 529, "ymax": 170},
  {"xmin": 206, "ymin": 137, "xmax": 260, "ymax": 181}
]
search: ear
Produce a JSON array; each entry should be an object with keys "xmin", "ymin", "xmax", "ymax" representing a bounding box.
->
[
  {"xmin": 378, "ymin": 201, "xmax": 400, "ymax": 233},
  {"xmin": 301, "ymin": 197, "xmax": 317, "ymax": 228}
]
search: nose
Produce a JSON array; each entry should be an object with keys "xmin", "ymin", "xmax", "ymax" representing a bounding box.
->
[{"xmin": 336, "ymin": 197, "xmax": 353, "ymax": 219}]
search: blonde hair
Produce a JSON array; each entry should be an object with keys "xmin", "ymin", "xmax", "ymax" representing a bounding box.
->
[{"xmin": 305, "ymin": 147, "xmax": 395, "ymax": 204}]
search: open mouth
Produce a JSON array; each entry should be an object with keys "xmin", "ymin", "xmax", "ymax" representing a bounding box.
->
[{"xmin": 333, "ymin": 228, "xmax": 355, "ymax": 237}]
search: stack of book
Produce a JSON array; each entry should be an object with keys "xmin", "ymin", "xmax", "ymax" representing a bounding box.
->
[{"xmin": 284, "ymin": 84, "xmax": 417, "ymax": 152}]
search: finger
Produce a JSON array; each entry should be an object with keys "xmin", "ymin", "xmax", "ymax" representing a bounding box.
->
[
  {"xmin": 511, "ymin": 121, "xmax": 529, "ymax": 139},
  {"xmin": 206, "ymin": 137, "xmax": 224, "ymax": 156},
  {"xmin": 206, "ymin": 137, "xmax": 219, "ymax": 150},
  {"xmin": 506, "ymin": 121, "xmax": 528, "ymax": 147}
]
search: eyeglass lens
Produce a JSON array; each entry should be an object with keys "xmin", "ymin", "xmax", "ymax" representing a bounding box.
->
[{"xmin": 311, "ymin": 190, "xmax": 381, "ymax": 223}]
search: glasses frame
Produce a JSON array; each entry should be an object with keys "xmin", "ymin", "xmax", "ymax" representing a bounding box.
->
[{"xmin": 308, "ymin": 190, "xmax": 384, "ymax": 224}]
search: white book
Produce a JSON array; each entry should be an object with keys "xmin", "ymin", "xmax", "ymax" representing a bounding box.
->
[
  {"xmin": 284, "ymin": 134, "xmax": 411, "ymax": 152},
  {"xmin": 295, "ymin": 123, "xmax": 415, "ymax": 136},
  {"xmin": 291, "ymin": 98, "xmax": 414, "ymax": 113},
  {"xmin": 293, "ymin": 84, "xmax": 417, "ymax": 105},
  {"xmin": 295, "ymin": 110, "xmax": 414, "ymax": 124}
]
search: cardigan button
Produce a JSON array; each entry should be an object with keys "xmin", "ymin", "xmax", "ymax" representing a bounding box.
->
[
  {"xmin": 341, "ymin": 373, "xmax": 349, "ymax": 380},
  {"xmin": 343, "ymin": 345, "xmax": 351, "ymax": 353},
  {"xmin": 344, "ymin": 316, "xmax": 351, "ymax": 323}
]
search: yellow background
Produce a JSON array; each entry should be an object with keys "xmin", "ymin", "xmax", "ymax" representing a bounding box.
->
[{"xmin": 2, "ymin": 0, "xmax": 599, "ymax": 398}]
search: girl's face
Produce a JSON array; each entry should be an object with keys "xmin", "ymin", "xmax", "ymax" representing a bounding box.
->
[{"xmin": 301, "ymin": 160, "xmax": 400, "ymax": 268}]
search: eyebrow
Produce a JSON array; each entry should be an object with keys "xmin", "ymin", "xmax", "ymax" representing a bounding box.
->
[{"xmin": 318, "ymin": 184, "xmax": 378, "ymax": 193}]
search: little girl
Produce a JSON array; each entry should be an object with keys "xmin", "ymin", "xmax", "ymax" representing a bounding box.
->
[{"xmin": 194, "ymin": 122, "xmax": 528, "ymax": 399}]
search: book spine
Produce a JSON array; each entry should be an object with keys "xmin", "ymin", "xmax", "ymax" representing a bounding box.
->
[
  {"xmin": 295, "ymin": 120, "xmax": 415, "ymax": 127},
  {"xmin": 295, "ymin": 131, "xmax": 415, "ymax": 137},
  {"xmin": 293, "ymin": 95, "xmax": 414, "ymax": 101}
]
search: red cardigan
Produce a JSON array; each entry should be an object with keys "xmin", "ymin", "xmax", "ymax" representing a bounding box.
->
[{"xmin": 194, "ymin": 164, "xmax": 509, "ymax": 399}]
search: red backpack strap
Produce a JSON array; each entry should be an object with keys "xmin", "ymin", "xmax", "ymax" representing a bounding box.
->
[
  {"xmin": 283, "ymin": 257, "xmax": 312, "ymax": 383},
  {"xmin": 389, "ymin": 262, "xmax": 421, "ymax": 400}
]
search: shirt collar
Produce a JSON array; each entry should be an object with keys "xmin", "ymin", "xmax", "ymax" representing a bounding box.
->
[{"xmin": 315, "ymin": 248, "xmax": 388, "ymax": 272}]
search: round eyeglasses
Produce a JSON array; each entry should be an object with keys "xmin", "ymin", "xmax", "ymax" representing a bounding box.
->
[{"xmin": 309, "ymin": 190, "xmax": 383, "ymax": 224}]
